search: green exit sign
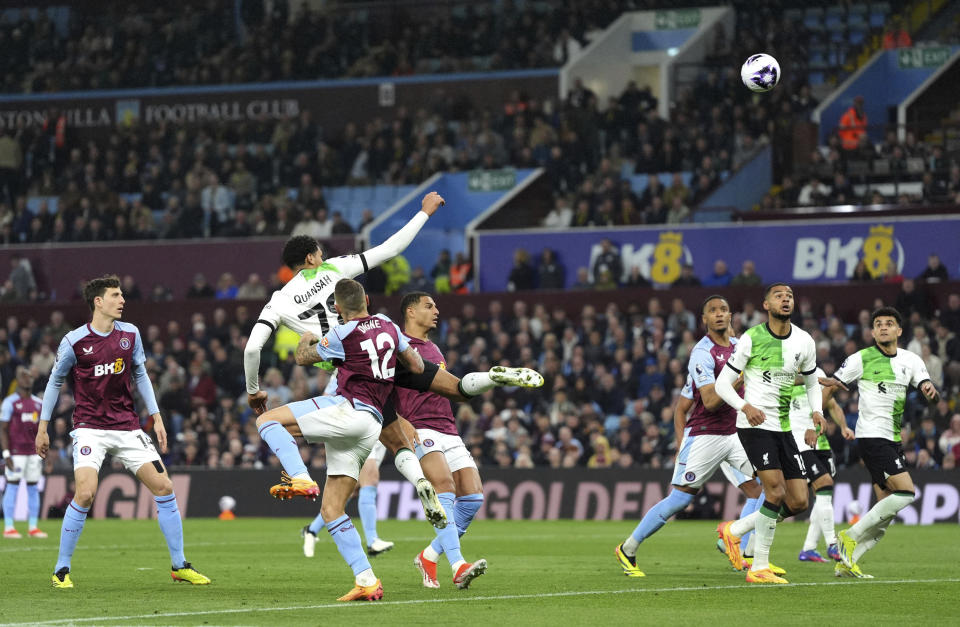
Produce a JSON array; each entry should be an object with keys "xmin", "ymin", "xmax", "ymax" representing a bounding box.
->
[
  {"xmin": 654, "ymin": 9, "xmax": 700, "ymax": 30},
  {"xmin": 898, "ymin": 47, "xmax": 951, "ymax": 69},
  {"xmin": 467, "ymin": 169, "xmax": 517, "ymax": 192}
]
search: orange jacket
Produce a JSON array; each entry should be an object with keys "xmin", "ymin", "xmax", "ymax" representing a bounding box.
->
[
  {"xmin": 838, "ymin": 106, "xmax": 867, "ymax": 150},
  {"xmin": 449, "ymin": 262, "xmax": 472, "ymax": 294}
]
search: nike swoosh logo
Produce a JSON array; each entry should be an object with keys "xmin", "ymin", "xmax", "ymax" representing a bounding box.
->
[
  {"xmin": 873, "ymin": 370, "xmax": 881, "ymax": 374},
  {"xmin": 761, "ymin": 357, "xmax": 770, "ymax": 361}
]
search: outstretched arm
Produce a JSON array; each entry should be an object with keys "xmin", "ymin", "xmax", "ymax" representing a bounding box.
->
[
  {"xmin": 361, "ymin": 192, "xmax": 445, "ymax": 268},
  {"xmin": 397, "ymin": 345, "xmax": 424, "ymax": 374},
  {"xmin": 244, "ymin": 322, "xmax": 275, "ymax": 413}
]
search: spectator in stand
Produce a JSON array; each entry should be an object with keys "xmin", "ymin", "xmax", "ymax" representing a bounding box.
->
[
  {"xmin": 592, "ymin": 239, "xmax": 623, "ymax": 285},
  {"xmin": 702, "ymin": 259, "xmax": 732, "ymax": 287},
  {"xmin": 894, "ymin": 278, "xmax": 930, "ymax": 319},
  {"xmin": 939, "ymin": 415, "xmax": 960, "ymax": 462},
  {"xmin": 882, "ymin": 17, "xmax": 913, "ymax": 49},
  {"xmin": 543, "ymin": 196, "xmax": 573, "ymax": 228},
  {"xmin": 730, "ymin": 259, "xmax": 762, "ymax": 287},
  {"xmin": 449, "ymin": 252, "xmax": 472, "ymax": 295},
  {"xmin": 671, "ymin": 264, "xmax": 701, "ymax": 288},
  {"xmin": 214, "ymin": 272, "xmax": 239, "ymax": 300},
  {"xmin": 571, "ymin": 267, "xmax": 592, "ymax": 289},
  {"xmin": 665, "ymin": 195, "xmax": 691, "ymax": 224},
  {"xmin": 838, "ymin": 95, "xmax": 868, "ymax": 153},
  {"xmin": 508, "ymin": 249, "xmax": 537, "ymax": 291},
  {"xmin": 431, "ymin": 250, "xmax": 451, "ymax": 284},
  {"xmin": 7, "ymin": 256, "xmax": 37, "ymax": 302},
  {"xmin": 918, "ymin": 254, "xmax": 949, "ymax": 283},
  {"xmin": 941, "ymin": 293, "xmax": 960, "ymax": 335},
  {"xmin": 798, "ymin": 176, "xmax": 831, "ymax": 206},
  {"xmin": 538, "ymin": 248, "xmax": 566, "ymax": 290},
  {"xmin": 186, "ymin": 273, "xmax": 215, "ymax": 299},
  {"xmin": 236, "ymin": 273, "xmax": 267, "ymax": 300},
  {"xmin": 851, "ymin": 259, "xmax": 875, "ymax": 282}
]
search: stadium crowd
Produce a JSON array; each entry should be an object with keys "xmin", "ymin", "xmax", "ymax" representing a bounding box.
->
[{"xmin": 3, "ymin": 279, "xmax": 959, "ymax": 475}]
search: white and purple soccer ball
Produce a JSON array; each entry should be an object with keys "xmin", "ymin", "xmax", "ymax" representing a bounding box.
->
[{"xmin": 740, "ymin": 53, "xmax": 781, "ymax": 93}]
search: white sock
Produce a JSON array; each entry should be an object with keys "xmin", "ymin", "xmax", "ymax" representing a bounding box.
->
[
  {"xmin": 848, "ymin": 492, "xmax": 913, "ymax": 542},
  {"xmin": 394, "ymin": 448, "xmax": 425, "ymax": 485},
  {"xmin": 802, "ymin": 513, "xmax": 820, "ymax": 552},
  {"xmin": 751, "ymin": 512, "xmax": 778, "ymax": 571},
  {"xmin": 423, "ymin": 544, "xmax": 440, "ymax": 562},
  {"xmin": 745, "ymin": 531, "xmax": 756, "ymax": 556},
  {"xmin": 459, "ymin": 372, "xmax": 496, "ymax": 396},
  {"xmin": 730, "ymin": 511, "xmax": 760, "ymax": 537},
  {"xmin": 355, "ymin": 568, "xmax": 377, "ymax": 587},
  {"xmin": 852, "ymin": 517, "xmax": 892, "ymax": 562},
  {"xmin": 292, "ymin": 472, "xmax": 311, "ymax": 480},
  {"xmin": 623, "ymin": 536, "xmax": 640, "ymax": 555},
  {"xmin": 816, "ymin": 493, "xmax": 836, "ymax": 546},
  {"xmin": 451, "ymin": 559, "xmax": 466, "ymax": 574}
]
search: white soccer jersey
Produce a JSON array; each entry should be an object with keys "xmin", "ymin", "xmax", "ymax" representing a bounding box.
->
[
  {"xmin": 256, "ymin": 255, "xmax": 367, "ymax": 336},
  {"xmin": 790, "ymin": 367, "xmax": 830, "ymax": 452},
  {"xmin": 832, "ymin": 345, "xmax": 930, "ymax": 442},
  {"xmin": 728, "ymin": 322, "xmax": 817, "ymax": 432}
]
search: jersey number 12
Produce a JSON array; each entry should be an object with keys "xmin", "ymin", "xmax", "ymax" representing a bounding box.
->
[{"xmin": 360, "ymin": 333, "xmax": 396, "ymax": 380}]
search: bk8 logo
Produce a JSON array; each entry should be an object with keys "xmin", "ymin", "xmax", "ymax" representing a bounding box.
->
[{"xmin": 94, "ymin": 358, "xmax": 125, "ymax": 376}]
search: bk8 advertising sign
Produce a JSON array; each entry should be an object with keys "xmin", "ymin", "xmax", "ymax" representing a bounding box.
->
[{"xmin": 475, "ymin": 217, "xmax": 960, "ymax": 290}]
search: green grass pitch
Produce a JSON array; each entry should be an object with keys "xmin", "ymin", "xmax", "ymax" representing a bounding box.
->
[{"xmin": 1, "ymin": 518, "xmax": 957, "ymax": 626}]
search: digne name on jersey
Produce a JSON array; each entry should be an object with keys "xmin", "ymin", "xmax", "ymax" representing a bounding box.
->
[{"xmin": 356, "ymin": 319, "xmax": 382, "ymax": 334}]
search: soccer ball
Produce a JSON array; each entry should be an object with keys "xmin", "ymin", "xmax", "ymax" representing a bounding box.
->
[{"xmin": 740, "ymin": 53, "xmax": 781, "ymax": 93}]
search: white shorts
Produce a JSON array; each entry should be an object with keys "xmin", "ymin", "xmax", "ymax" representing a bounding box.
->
[
  {"xmin": 791, "ymin": 428, "xmax": 814, "ymax": 453},
  {"xmin": 290, "ymin": 396, "xmax": 381, "ymax": 480},
  {"xmin": 672, "ymin": 429, "xmax": 754, "ymax": 489},
  {"xmin": 415, "ymin": 428, "xmax": 477, "ymax": 473},
  {"xmin": 72, "ymin": 428, "xmax": 161, "ymax": 473},
  {"xmin": 5, "ymin": 454, "xmax": 43, "ymax": 483},
  {"xmin": 366, "ymin": 441, "xmax": 387, "ymax": 467}
]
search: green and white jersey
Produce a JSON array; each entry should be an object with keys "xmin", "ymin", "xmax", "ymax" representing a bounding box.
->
[
  {"xmin": 256, "ymin": 254, "xmax": 368, "ymax": 335},
  {"xmin": 728, "ymin": 322, "xmax": 817, "ymax": 432},
  {"xmin": 832, "ymin": 345, "xmax": 930, "ymax": 442},
  {"xmin": 790, "ymin": 367, "xmax": 830, "ymax": 451}
]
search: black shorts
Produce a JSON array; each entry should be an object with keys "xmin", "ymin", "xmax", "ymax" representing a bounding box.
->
[
  {"xmin": 801, "ymin": 449, "xmax": 836, "ymax": 482},
  {"xmin": 738, "ymin": 428, "xmax": 805, "ymax": 480},
  {"xmin": 858, "ymin": 437, "xmax": 908, "ymax": 489},
  {"xmin": 394, "ymin": 359, "xmax": 440, "ymax": 393}
]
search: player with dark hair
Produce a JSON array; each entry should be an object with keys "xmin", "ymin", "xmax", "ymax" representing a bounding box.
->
[
  {"xmin": 394, "ymin": 291, "xmax": 487, "ymax": 589},
  {"xmin": 714, "ymin": 283, "xmax": 826, "ymax": 584},
  {"xmin": 243, "ymin": 192, "xmax": 543, "ymax": 546},
  {"xmin": 826, "ymin": 306, "xmax": 939, "ymax": 577},
  {"xmin": 255, "ymin": 279, "xmax": 423, "ymax": 601},
  {"xmin": 615, "ymin": 295, "xmax": 761, "ymax": 576},
  {"xmin": 2, "ymin": 366, "xmax": 46, "ymax": 538},
  {"xmin": 37, "ymin": 275, "xmax": 210, "ymax": 588}
]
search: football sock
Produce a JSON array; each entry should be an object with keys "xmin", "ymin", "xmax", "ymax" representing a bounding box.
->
[
  {"xmin": 815, "ymin": 489, "xmax": 836, "ymax": 546},
  {"xmin": 454, "ymin": 493, "xmax": 484, "ymax": 536},
  {"xmin": 308, "ymin": 512, "xmax": 326, "ymax": 536},
  {"xmin": 433, "ymin": 492, "xmax": 465, "ymax": 570},
  {"xmin": 751, "ymin": 501, "xmax": 780, "ymax": 571},
  {"xmin": 623, "ymin": 489, "xmax": 694, "ymax": 556},
  {"xmin": 433, "ymin": 492, "xmax": 486, "ymax": 557},
  {"xmin": 325, "ymin": 515, "xmax": 371, "ymax": 577},
  {"xmin": 155, "ymin": 494, "xmax": 186, "ymax": 569},
  {"xmin": 357, "ymin": 486, "xmax": 379, "ymax": 545},
  {"xmin": 852, "ymin": 517, "xmax": 892, "ymax": 562},
  {"xmin": 739, "ymin": 494, "xmax": 761, "ymax": 554},
  {"xmin": 423, "ymin": 543, "xmax": 441, "ymax": 563},
  {"xmin": 26, "ymin": 483, "xmax": 40, "ymax": 530},
  {"xmin": 258, "ymin": 421, "xmax": 309, "ymax": 480},
  {"xmin": 2, "ymin": 485, "xmax": 16, "ymax": 529},
  {"xmin": 55, "ymin": 500, "xmax": 89, "ymax": 572},
  {"xmin": 393, "ymin": 448, "xmax": 425, "ymax": 484},
  {"xmin": 730, "ymin": 510, "xmax": 760, "ymax": 538},
  {"xmin": 355, "ymin": 568, "xmax": 377, "ymax": 587},
  {"xmin": 802, "ymin": 506, "xmax": 821, "ymax": 552},
  {"xmin": 744, "ymin": 530, "xmax": 756, "ymax": 557},
  {"xmin": 848, "ymin": 491, "xmax": 914, "ymax": 542},
  {"xmin": 458, "ymin": 372, "xmax": 496, "ymax": 396}
]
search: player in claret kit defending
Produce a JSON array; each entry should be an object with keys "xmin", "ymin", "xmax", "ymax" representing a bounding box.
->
[
  {"xmin": 255, "ymin": 279, "xmax": 423, "ymax": 601},
  {"xmin": 615, "ymin": 295, "xmax": 762, "ymax": 576},
  {"xmin": 37, "ymin": 275, "xmax": 210, "ymax": 589},
  {"xmin": 243, "ymin": 192, "xmax": 542, "ymax": 546},
  {"xmin": 393, "ymin": 291, "xmax": 487, "ymax": 589},
  {"xmin": 1, "ymin": 367, "xmax": 46, "ymax": 539},
  {"xmin": 825, "ymin": 306, "xmax": 940, "ymax": 578}
]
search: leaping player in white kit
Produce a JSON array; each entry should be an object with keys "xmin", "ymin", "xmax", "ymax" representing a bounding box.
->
[{"xmin": 243, "ymin": 192, "xmax": 544, "ymax": 553}]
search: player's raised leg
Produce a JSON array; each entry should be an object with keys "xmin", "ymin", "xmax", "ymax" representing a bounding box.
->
[
  {"xmin": 379, "ymin": 415, "xmax": 446, "ymax": 529},
  {"xmin": 357, "ymin": 448, "xmax": 393, "ymax": 555},
  {"xmin": 256, "ymin": 402, "xmax": 320, "ymax": 500}
]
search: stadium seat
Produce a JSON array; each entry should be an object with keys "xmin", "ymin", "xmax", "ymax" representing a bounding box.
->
[
  {"xmin": 804, "ymin": 7, "xmax": 825, "ymax": 31},
  {"xmin": 906, "ymin": 157, "xmax": 926, "ymax": 174},
  {"xmin": 825, "ymin": 6, "xmax": 847, "ymax": 31},
  {"xmin": 873, "ymin": 159, "xmax": 891, "ymax": 175},
  {"xmin": 808, "ymin": 71, "xmax": 826, "ymax": 85},
  {"xmin": 849, "ymin": 30, "xmax": 866, "ymax": 45}
]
